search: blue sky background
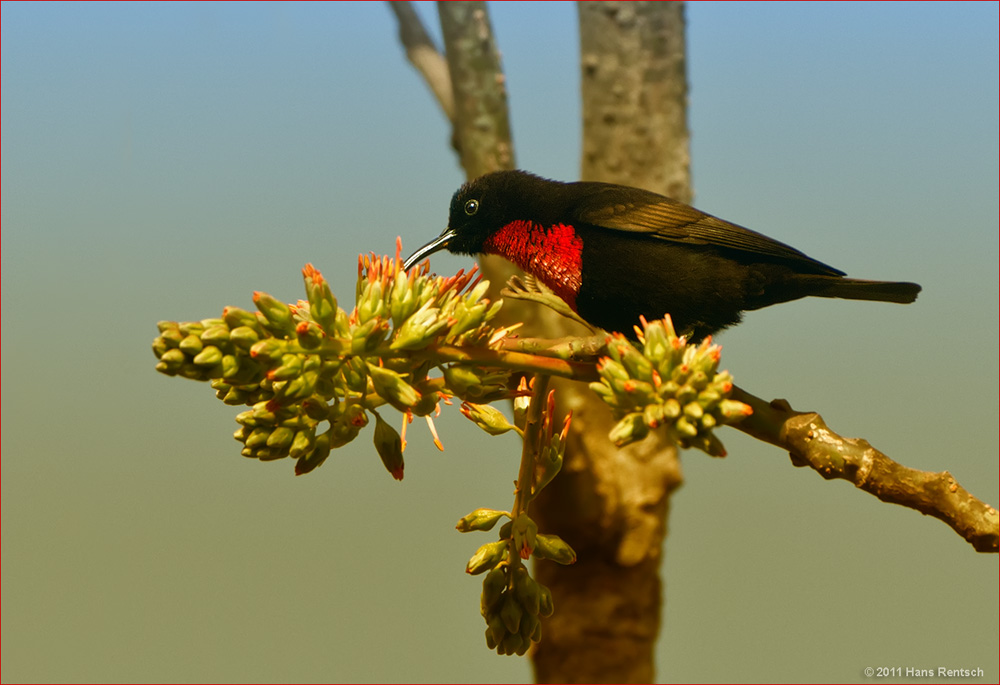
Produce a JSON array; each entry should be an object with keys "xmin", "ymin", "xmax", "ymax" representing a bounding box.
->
[{"xmin": 2, "ymin": 2, "xmax": 998, "ymax": 682}]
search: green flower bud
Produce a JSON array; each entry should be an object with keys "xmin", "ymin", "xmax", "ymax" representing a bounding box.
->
[
  {"xmin": 356, "ymin": 279, "xmax": 386, "ymax": 323},
  {"xmin": 673, "ymin": 416, "xmax": 699, "ymax": 438},
  {"xmin": 481, "ymin": 567, "xmax": 507, "ymax": 618},
  {"xmin": 253, "ymin": 291, "xmax": 294, "ymax": 333},
  {"xmin": 249, "ymin": 338, "xmax": 287, "ymax": 364},
  {"xmin": 501, "ymin": 630, "xmax": 525, "ymax": 656},
  {"xmin": 373, "ymin": 412, "xmax": 404, "ymax": 481},
  {"xmin": 598, "ymin": 357, "xmax": 630, "ymax": 383},
  {"xmin": 158, "ymin": 325, "xmax": 185, "ymax": 348},
  {"xmin": 249, "ymin": 400, "xmax": 278, "ymax": 425},
  {"xmin": 253, "ymin": 446, "xmax": 286, "ymax": 461},
  {"xmin": 193, "ymin": 345, "xmax": 223, "ymax": 367},
  {"xmin": 294, "ymin": 430, "xmax": 332, "ymax": 476},
  {"xmin": 222, "ymin": 385, "xmax": 250, "ymax": 405},
  {"xmin": 609, "ymin": 412, "xmax": 649, "ymax": 447},
  {"xmin": 466, "ymin": 540, "xmax": 507, "ymax": 575},
  {"xmin": 533, "ymin": 437, "xmax": 564, "ymax": 497},
  {"xmin": 233, "ymin": 425, "xmax": 253, "ymax": 444},
  {"xmin": 179, "ymin": 334, "xmax": 203, "ymax": 356},
  {"xmin": 487, "ymin": 612, "xmax": 508, "ymax": 646},
  {"xmin": 270, "ymin": 353, "xmax": 304, "ymax": 381},
  {"xmin": 641, "ymin": 319, "xmax": 670, "ymax": 359},
  {"xmin": 683, "ymin": 401, "xmax": 704, "ymax": 420},
  {"xmin": 697, "ymin": 388, "xmax": 722, "ymax": 407},
  {"xmin": 390, "ymin": 304, "xmax": 449, "ymax": 350},
  {"xmin": 676, "ymin": 383, "xmax": 698, "ymax": 405},
  {"xmin": 178, "ymin": 321, "xmax": 205, "ymax": 338},
  {"xmin": 616, "ymin": 341, "xmax": 653, "ymax": 380},
  {"xmin": 500, "ymin": 593, "xmax": 523, "ymax": 635},
  {"xmin": 532, "ymin": 533, "xmax": 577, "ymax": 565},
  {"xmin": 388, "ymin": 270, "xmax": 417, "ymax": 328},
  {"xmin": 460, "ymin": 402, "xmax": 514, "ymax": 436},
  {"xmin": 151, "ymin": 336, "xmax": 170, "ymax": 359},
  {"xmin": 277, "ymin": 369, "xmax": 318, "ymax": 402},
  {"xmin": 718, "ymin": 399, "xmax": 753, "ymax": 421},
  {"xmin": 245, "ymin": 427, "xmax": 272, "ymax": 450},
  {"xmin": 223, "ymin": 306, "xmax": 259, "ymax": 330},
  {"xmin": 643, "ymin": 402, "xmax": 665, "ymax": 428},
  {"xmin": 229, "ymin": 326, "xmax": 261, "ymax": 351},
  {"xmin": 156, "ymin": 348, "xmax": 187, "ymax": 374},
  {"xmin": 302, "ymin": 264, "xmax": 339, "ymax": 333},
  {"xmin": 697, "ymin": 432, "xmax": 728, "ymax": 458},
  {"xmin": 588, "ymin": 381, "xmax": 618, "ymax": 409},
  {"xmin": 366, "ymin": 363, "xmax": 420, "ymax": 411},
  {"xmin": 688, "ymin": 370, "xmax": 710, "ymax": 391},
  {"xmin": 301, "ymin": 396, "xmax": 332, "ymax": 421},
  {"xmin": 266, "ymin": 426, "xmax": 295, "ymax": 450},
  {"xmin": 200, "ymin": 324, "xmax": 231, "ymax": 347},
  {"xmin": 350, "ymin": 317, "xmax": 388, "ymax": 354},
  {"xmin": 456, "ymin": 508, "xmax": 509, "ymax": 533},
  {"xmin": 512, "ymin": 567, "xmax": 540, "ymax": 617},
  {"xmin": 329, "ymin": 403, "xmax": 367, "ymax": 448},
  {"xmin": 622, "ymin": 378, "xmax": 656, "ymax": 405},
  {"xmin": 295, "ymin": 320, "xmax": 325, "ymax": 350},
  {"xmin": 522, "ymin": 613, "xmax": 541, "ymax": 645}
]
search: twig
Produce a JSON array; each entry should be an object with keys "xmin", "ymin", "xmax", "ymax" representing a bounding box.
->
[
  {"xmin": 499, "ymin": 334, "xmax": 608, "ymax": 361},
  {"xmin": 387, "ymin": 2, "xmax": 455, "ymax": 123},
  {"xmin": 729, "ymin": 386, "xmax": 1000, "ymax": 553},
  {"xmin": 427, "ymin": 344, "xmax": 599, "ymax": 382}
]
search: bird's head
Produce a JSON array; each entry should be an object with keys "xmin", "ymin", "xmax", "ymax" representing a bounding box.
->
[{"xmin": 403, "ymin": 171, "xmax": 547, "ymax": 270}]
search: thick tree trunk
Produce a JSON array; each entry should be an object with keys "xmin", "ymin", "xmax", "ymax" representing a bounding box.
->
[{"xmin": 578, "ymin": 1, "xmax": 692, "ymax": 204}]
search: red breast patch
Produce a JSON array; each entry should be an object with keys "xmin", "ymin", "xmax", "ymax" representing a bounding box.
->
[{"xmin": 482, "ymin": 221, "xmax": 583, "ymax": 310}]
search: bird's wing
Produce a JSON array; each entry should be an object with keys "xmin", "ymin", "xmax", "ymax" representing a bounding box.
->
[{"xmin": 571, "ymin": 184, "xmax": 845, "ymax": 276}]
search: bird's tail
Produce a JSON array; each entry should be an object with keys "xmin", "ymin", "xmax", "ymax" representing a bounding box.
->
[{"xmin": 800, "ymin": 276, "xmax": 922, "ymax": 304}]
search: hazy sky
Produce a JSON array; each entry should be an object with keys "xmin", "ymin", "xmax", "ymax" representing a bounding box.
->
[{"xmin": 3, "ymin": 2, "xmax": 998, "ymax": 683}]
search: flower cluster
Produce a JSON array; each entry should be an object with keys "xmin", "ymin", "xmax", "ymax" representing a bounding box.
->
[
  {"xmin": 590, "ymin": 316, "xmax": 752, "ymax": 456},
  {"xmin": 152, "ymin": 242, "xmax": 511, "ymax": 477},
  {"xmin": 458, "ymin": 509, "xmax": 572, "ymax": 655}
]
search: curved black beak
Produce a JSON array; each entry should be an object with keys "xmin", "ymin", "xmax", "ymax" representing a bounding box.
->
[{"xmin": 402, "ymin": 229, "xmax": 457, "ymax": 271}]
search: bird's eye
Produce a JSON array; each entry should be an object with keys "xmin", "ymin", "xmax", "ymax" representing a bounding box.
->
[{"xmin": 464, "ymin": 199, "xmax": 479, "ymax": 216}]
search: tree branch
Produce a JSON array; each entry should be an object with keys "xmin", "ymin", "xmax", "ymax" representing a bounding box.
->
[
  {"xmin": 730, "ymin": 386, "xmax": 1000, "ymax": 553},
  {"xmin": 437, "ymin": 1, "xmax": 514, "ymax": 179},
  {"xmin": 388, "ymin": 2, "xmax": 455, "ymax": 123}
]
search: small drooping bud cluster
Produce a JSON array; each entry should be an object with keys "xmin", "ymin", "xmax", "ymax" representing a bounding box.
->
[
  {"xmin": 458, "ymin": 509, "xmax": 572, "ymax": 655},
  {"xmin": 590, "ymin": 316, "xmax": 752, "ymax": 456},
  {"xmin": 454, "ymin": 379, "xmax": 575, "ymax": 656},
  {"xmin": 152, "ymin": 241, "xmax": 511, "ymax": 477}
]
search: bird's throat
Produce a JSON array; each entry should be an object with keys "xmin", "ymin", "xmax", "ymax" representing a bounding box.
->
[{"xmin": 482, "ymin": 220, "xmax": 583, "ymax": 310}]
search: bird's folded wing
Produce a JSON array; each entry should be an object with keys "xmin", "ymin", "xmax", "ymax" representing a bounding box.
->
[{"xmin": 573, "ymin": 185, "xmax": 845, "ymax": 277}]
